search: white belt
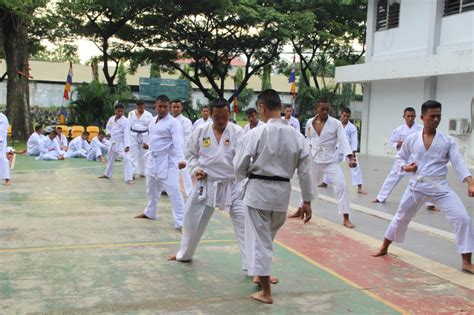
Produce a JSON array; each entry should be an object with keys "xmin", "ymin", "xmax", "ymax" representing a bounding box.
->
[
  {"xmin": 411, "ymin": 175, "xmax": 445, "ymax": 202},
  {"xmin": 199, "ymin": 177, "xmax": 234, "ymax": 212}
]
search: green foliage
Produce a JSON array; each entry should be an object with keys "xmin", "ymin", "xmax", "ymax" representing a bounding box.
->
[
  {"xmin": 31, "ymin": 43, "xmax": 80, "ymax": 63},
  {"xmin": 235, "ymin": 67, "xmax": 254, "ymax": 109},
  {"xmin": 116, "ymin": 60, "xmax": 132, "ymax": 100},
  {"xmin": 69, "ymin": 80, "xmax": 116, "ymax": 127},
  {"xmin": 261, "ymin": 64, "xmax": 272, "ymax": 91},
  {"xmin": 149, "ymin": 61, "xmax": 161, "ymax": 78}
]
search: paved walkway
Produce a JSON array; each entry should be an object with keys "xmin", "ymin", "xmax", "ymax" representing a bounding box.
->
[{"xmin": 0, "ymin": 156, "xmax": 472, "ymax": 313}]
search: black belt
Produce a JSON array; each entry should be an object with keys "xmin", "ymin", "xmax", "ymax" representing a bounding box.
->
[
  {"xmin": 249, "ymin": 173, "xmax": 290, "ymax": 182},
  {"xmin": 131, "ymin": 129, "xmax": 148, "ymax": 134}
]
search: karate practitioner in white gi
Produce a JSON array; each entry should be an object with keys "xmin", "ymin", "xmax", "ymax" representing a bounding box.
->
[
  {"xmin": 36, "ymin": 130, "xmax": 65, "ymax": 161},
  {"xmin": 0, "ymin": 112, "xmax": 10, "ymax": 185},
  {"xmin": 192, "ymin": 105, "xmax": 213, "ymax": 129},
  {"xmin": 87, "ymin": 131, "xmax": 109, "ymax": 162},
  {"xmin": 168, "ymin": 98, "xmax": 247, "ymax": 267},
  {"xmin": 243, "ymin": 107, "xmax": 264, "ymax": 133},
  {"xmin": 321, "ymin": 107, "xmax": 367, "ymax": 194},
  {"xmin": 26, "ymin": 126, "xmax": 45, "ymax": 156},
  {"xmin": 55, "ymin": 126, "xmax": 69, "ymax": 152},
  {"xmin": 98, "ymin": 103, "xmax": 134, "ymax": 184},
  {"xmin": 170, "ymin": 99, "xmax": 193, "ymax": 195},
  {"xmin": 282, "ymin": 104, "xmax": 300, "ymax": 131},
  {"xmin": 128, "ymin": 101, "xmax": 153, "ymax": 178},
  {"xmin": 373, "ymin": 107, "xmax": 422, "ymax": 203},
  {"xmin": 65, "ymin": 131, "xmax": 90, "ymax": 158},
  {"xmin": 135, "ymin": 95, "xmax": 186, "ymax": 230},
  {"xmin": 372, "ymin": 100, "xmax": 474, "ymax": 274},
  {"xmin": 290, "ymin": 99, "xmax": 358, "ymax": 228},
  {"xmin": 234, "ymin": 89, "xmax": 316, "ymax": 304}
]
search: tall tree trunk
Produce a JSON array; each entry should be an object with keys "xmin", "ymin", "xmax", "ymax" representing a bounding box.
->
[{"xmin": 2, "ymin": 16, "xmax": 31, "ymax": 140}]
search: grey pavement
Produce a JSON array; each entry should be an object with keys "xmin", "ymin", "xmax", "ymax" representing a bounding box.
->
[{"xmin": 288, "ymin": 154, "xmax": 474, "ymax": 271}]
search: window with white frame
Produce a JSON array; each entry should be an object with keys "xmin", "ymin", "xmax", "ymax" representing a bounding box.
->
[
  {"xmin": 376, "ymin": 0, "xmax": 401, "ymax": 31},
  {"xmin": 444, "ymin": 0, "xmax": 474, "ymax": 16}
]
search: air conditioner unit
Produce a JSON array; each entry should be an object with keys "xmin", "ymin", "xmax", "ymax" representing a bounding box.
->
[{"xmin": 448, "ymin": 118, "xmax": 470, "ymax": 136}]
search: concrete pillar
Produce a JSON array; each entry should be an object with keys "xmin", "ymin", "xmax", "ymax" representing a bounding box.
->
[
  {"xmin": 360, "ymin": 82, "xmax": 372, "ymax": 154},
  {"xmin": 365, "ymin": 0, "xmax": 376, "ymax": 63}
]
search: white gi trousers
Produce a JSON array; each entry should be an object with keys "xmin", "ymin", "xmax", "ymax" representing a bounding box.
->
[
  {"xmin": 36, "ymin": 153, "xmax": 60, "ymax": 161},
  {"xmin": 130, "ymin": 132, "xmax": 147, "ymax": 176},
  {"xmin": 376, "ymin": 159, "xmax": 403, "ymax": 202},
  {"xmin": 385, "ymin": 188, "xmax": 474, "ymax": 254},
  {"xmin": 245, "ymin": 207, "xmax": 287, "ymax": 276},
  {"xmin": 104, "ymin": 142, "xmax": 133, "ymax": 182},
  {"xmin": 313, "ymin": 162, "xmax": 351, "ymax": 214},
  {"xmin": 0, "ymin": 143, "xmax": 10, "ymax": 180},
  {"xmin": 87, "ymin": 147, "xmax": 106, "ymax": 161},
  {"xmin": 323, "ymin": 153, "xmax": 363, "ymax": 186},
  {"xmin": 65, "ymin": 150, "xmax": 87, "ymax": 159},
  {"xmin": 176, "ymin": 183, "xmax": 246, "ymax": 268},
  {"xmin": 27, "ymin": 148, "xmax": 40, "ymax": 156},
  {"xmin": 143, "ymin": 164, "xmax": 184, "ymax": 228}
]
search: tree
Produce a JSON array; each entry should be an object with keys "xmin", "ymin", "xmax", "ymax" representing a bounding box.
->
[
  {"xmin": 31, "ymin": 43, "xmax": 80, "ymax": 63},
  {"xmin": 52, "ymin": 0, "xmax": 156, "ymax": 92},
  {"xmin": 116, "ymin": 60, "xmax": 132, "ymax": 100},
  {"xmin": 0, "ymin": 0, "xmax": 46, "ymax": 139},
  {"xmin": 149, "ymin": 61, "xmax": 161, "ymax": 78},
  {"xmin": 261, "ymin": 64, "xmax": 272, "ymax": 91},
  {"xmin": 132, "ymin": 0, "xmax": 290, "ymax": 102},
  {"xmin": 235, "ymin": 67, "xmax": 253, "ymax": 109}
]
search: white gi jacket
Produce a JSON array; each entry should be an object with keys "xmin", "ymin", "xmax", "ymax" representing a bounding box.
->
[
  {"xmin": 305, "ymin": 116, "xmax": 352, "ymax": 164},
  {"xmin": 145, "ymin": 114, "xmax": 184, "ymax": 180},
  {"xmin": 390, "ymin": 123, "xmax": 422, "ymax": 150},
  {"xmin": 174, "ymin": 114, "xmax": 193, "ymax": 147},
  {"xmin": 90, "ymin": 136, "xmax": 108, "ymax": 151},
  {"xmin": 187, "ymin": 122, "xmax": 244, "ymax": 211},
  {"xmin": 106, "ymin": 115, "xmax": 131, "ymax": 149},
  {"xmin": 128, "ymin": 110, "xmax": 153, "ymax": 139},
  {"xmin": 38, "ymin": 137, "xmax": 63, "ymax": 159},
  {"xmin": 27, "ymin": 132, "xmax": 45, "ymax": 155},
  {"xmin": 0, "ymin": 113, "xmax": 8, "ymax": 148},
  {"xmin": 56, "ymin": 133, "xmax": 68, "ymax": 148},
  {"xmin": 234, "ymin": 118, "xmax": 316, "ymax": 211},
  {"xmin": 397, "ymin": 130, "xmax": 471, "ymax": 195},
  {"xmin": 243, "ymin": 120, "xmax": 264, "ymax": 133},
  {"xmin": 68, "ymin": 136, "xmax": 90, "ymax": 153},
  {"xmin": 282, "ymin": 116, "xmax": 300, "ymax": 131},
  {"xmin": 193, "ymin": 117, "xmax": 213, "ymax": 130}
]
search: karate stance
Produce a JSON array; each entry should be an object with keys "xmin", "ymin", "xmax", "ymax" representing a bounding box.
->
[
  {"xmin": 135, "ymin": 95, "xmax": 186, "ymax": 230},
  {"xmin": 36, "ymin": 130, "xmax": 65, "ymax": 161},
  {"xmin": 372, "ymin": 100, "xmax": 474, "ymax": 274},
  {"xmin": 243, "ymin": 107, "xmax": 264, "ymax": 133},
  {"xmin": 282, "ymin": 104, "xmax": 300, "ymax": 131},
  {"xmin": 171, "ymin": 99, "xmax": 193, "ymax": 195},
  {"xmin": 128, "ymin": 101, "xmax": 153, "ymax": 178},
  {"xmin": 192, "ymin": 105, "xmax": 213, "ymax": 129},
  {"xmin": 98, "ymin": 103, "xmax": 133, "ymax": 184},
  {"xmin": 65, "ymin": 131, "xmax": 90, "ymax": 158},
  {"xmin": 373, "ymin": 107, "xmax": 422, "ymax": 203},
  {"xmin": 234, "ymin": 89, "xmax": 316, "ymax": 304},
  {"xmin": 321, "ymin": 107, "xmax": 367, "ymax": 194},
  {"xmin": 88, "ymin": 131, "xmax": 109, "ymax": 162},
  {"xmin": 26, "ymin": 126, "xmax": 45, "ymax": 156},
  {"xmin": 168, "ymin": 98, "xmax": 246, "ymax": 268},
  {"xmin": 290, "ymin": 99, "xmax": 357, "ymax": 228},
  {"xmin": 0, "ymin": 112, "xmax": 10, "ymax": 185}
]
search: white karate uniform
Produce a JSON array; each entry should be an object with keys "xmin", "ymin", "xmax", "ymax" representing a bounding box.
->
[
  {"xmin": 305, "ymin": 116, "xmax": 353, "ymax": 214},
  {"xmin": 56, "ymin": 134, "xmax": 68, "ymax": 151},
  {"xmin": 385, "ymin": 130, "xmax": 473, "ymax": 254},
  {"xmin": 192, "ymin": 117, "xmax": 213, "ymax": 129},
  {"xmin": 103, "ymin": 115, "xmax": 133, "ymax": 182},
  {"xmin": 176, "ymin": 122, "xmax": 246, "ymax": 267},
  {"xmin": 87, "ymin": 136, "xmax": 109, "ymax": 161},
  {"xmin": 128, "ymin": 109, "xmax": 153, "ymax": 176},
  {"xmin": 36, "ymin": 137, "xmax": 64, "ymax": 160},
  {"xmin": 0, "ymin": 113, "xmax": 10, "ymax": 180},
  {"xmin": 234, "ymin": 118, "xmax": 316, "ymax": 276},
  {"xmin": 26, "ymin": 132, "xmax": 45, "ymax": 156},
  {"xmin": 65, "ymin": 136, "xmax": 90, "ymax": 158},
  {"xmin": 376, "ymin": 123, "xmax": 423, "ymax": 202},
  {"xmin": 174, "ymin": 113, "xmax": 194, "ymax": 195},
  {"xmin": 243, "ymin": 120, "xmax": 264, "ymax": 133},
  {"xmin": 282, "ymin": 115, "xmax": 300, "ymax": 132},
  {"xmin": 143, "ymin": 113, "xmax": 185, "ymax": 228},
  {"xmin": 323, "ymin": 121, "xmax": 364, "ymax": 186}
]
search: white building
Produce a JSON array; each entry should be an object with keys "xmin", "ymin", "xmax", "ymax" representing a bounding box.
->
[{"xmin": 336, "ymin": 0, "xmax": 474, "ymax": 166}]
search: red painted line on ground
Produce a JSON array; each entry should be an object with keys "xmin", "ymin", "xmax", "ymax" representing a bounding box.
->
[{"xmin": 277, "ymin": 219, "xmax": 474, "ymax": 314}]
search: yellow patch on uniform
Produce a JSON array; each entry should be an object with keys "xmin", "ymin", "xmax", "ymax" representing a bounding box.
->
[{"xmin": 203, "ymin": 137, "xmax": 211, "ymax": 147}]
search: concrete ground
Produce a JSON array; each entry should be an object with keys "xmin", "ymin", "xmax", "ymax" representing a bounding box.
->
[{"xmin": 1, "ymin": 155, "xmax": 473, "ymax": 313}]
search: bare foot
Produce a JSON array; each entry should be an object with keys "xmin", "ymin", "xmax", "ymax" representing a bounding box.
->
[
  {"xmin": 462, "ymin": 264, "xmax": 474, "ymax": 274},
  {"xmin": 4, "ymin": 179, "xmax": 11, "ymax": 186},
  {"xmin": 253, "ymin": 276, "xmax": 279, "ymax": 285},
  {"xmin": 288, "ymin": 207, "xmax": 302, "ymax": 218},
  {"xmin": 167, "ymin": 254, "xmax": 177, "ymax": 261},
  {"xmin": 250, "ymin": 291, "xmax": 273, "ymax": 304},
  {"xmin": 176, "ymin": 226, "xmax": 182, "ymax": 234},
  {"xmin": 98, "ymin": 175, "xmax": 109, "ymax": 179},
  {"xmin": 343, "ymin": 220, "xmax": 356, "ymax": 229},
  {"xmin": 134, "ymin": 213, "xmax": 152, "ymax": 219},
  {"xmin": 357, "ymin": 187, "xmax": 368, "ymax": 194},
  {"xmin": 318, "ymin": 182, "xmax": 328, "ymax": 188},
  {"xmin": 126, "ymin": 180, "xmax": 134, "ymax": 185},
  {"xmin": 372, "ymin": 248, "xmax": 388, "ymax": 257},
  {"xmin": 371, "ymin": 198, "xmax": 383, "ymax": 203},
  {"xmin": 427, "ymin": 205, "xmax": 441, "ymax": 211}
]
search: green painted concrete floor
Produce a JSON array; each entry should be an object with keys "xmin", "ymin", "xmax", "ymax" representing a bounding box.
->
[{"xmin": 1, "ymin": 156, "xmax": 399, "ymax": 314}]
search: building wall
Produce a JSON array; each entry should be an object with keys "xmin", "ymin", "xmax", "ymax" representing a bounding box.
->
[{"xmin": 438, "ymin": 11, "xmax": 474, "ymax": 54}]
